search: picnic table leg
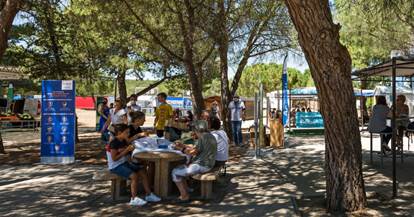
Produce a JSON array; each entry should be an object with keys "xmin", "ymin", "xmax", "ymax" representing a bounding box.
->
[
  {"xmin": 159, "ymin": 159, "xmax": 170, "ymax": 198},
  {"xmin": 152, "ymin": 159, "xmax": 161, "ymax": 197},
  {"xmin": 370, "ymin": 133, "xmax": 373, "ymax": 164}
]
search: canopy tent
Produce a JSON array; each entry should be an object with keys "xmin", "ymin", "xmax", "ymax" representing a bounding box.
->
[
  {"xmin": 352, "ymin": 56, "xmax": 414, "ymax": 198},
  {"xmin": 0, "ymin": 66, "xmax": 25, "ymax": 80}
]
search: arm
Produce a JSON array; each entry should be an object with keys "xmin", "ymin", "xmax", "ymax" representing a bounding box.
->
[
  {"xmin": 127, "ymin": 132, "xmax": 147, "ymax": 143},
  {"xmin": 100, "ymin": 114, "xmax": 112, "ymax": 133},
  {"xmin": 110, "ymin": 145, "xmax": 134, "ymax": 161}
]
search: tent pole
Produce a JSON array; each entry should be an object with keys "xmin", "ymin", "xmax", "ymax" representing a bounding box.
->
[{"xmin": 391, "ymin": 57, "xmax": 397, "ymax": 198}]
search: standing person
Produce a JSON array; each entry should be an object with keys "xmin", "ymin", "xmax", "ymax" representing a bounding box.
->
[
  {"xmin": 228, "ymin": 95, "xmax": 246, "ymax": 146},
  {"xmin": 127, "ymin": 94, "xmax": 141, "ymax": 112},
  {"xmin": 101, "ymin": 98, "xmax": 128, "ymax": 135},
  {"xmin": 154, "ymin": 92, "xmax": 173, "ymax": 138},
  {"xmin": 98, "ymin": 98, "xmax": 110, "ymax": 141},
  {"xmin": 368, "ymin": 95, "xmax": 392, "ymax": 152},
  {"xmin": 106, "ymin": 124, "xmax": 161, "ymax": 206}
]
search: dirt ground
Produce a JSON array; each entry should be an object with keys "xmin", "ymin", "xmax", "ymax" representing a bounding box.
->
[{"xmin": 0, "ymin": 109, "xmax": 414, "ymax": 216}]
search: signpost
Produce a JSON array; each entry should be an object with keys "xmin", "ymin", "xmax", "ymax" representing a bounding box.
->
[{"xmin": 41, "ymin": 80, "xmax": 76, "ymax": 164}]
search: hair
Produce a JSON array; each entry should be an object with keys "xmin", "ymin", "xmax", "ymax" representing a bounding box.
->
[
  {"xmin": 157, "ymin": 92, "xmax": 167, "ymax": 99},
  {"xmin": 130, "ymin": 111, "xmax": 145, "ymax": 122},
  {"xmin": 193, "ymin": 120, "xmax": 209, "ymax": 133},
  {"xmin": 397, "ymin": 94, "xmax": 406, "ymax": 103},
  {"xmin": 113, "ymin": 124, "xmax": 129, "ymax": 136},
  {"xmin": 376, "ymin": 95, "xmax": 387, "ymax": 106},
  {"xmin": 209, "ymin": 116, "xmax": 221, "ymax": 130}
]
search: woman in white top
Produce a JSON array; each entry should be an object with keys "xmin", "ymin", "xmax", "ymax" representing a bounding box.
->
[
  {"xmin": 101, "ymin": 98, "xmax": 128, "ymax": 134},
  {"xmin": 209, "ymin": 116, "xmax": 229, "ymax": 166},
  {"xmin": 368, "ymin": 95, "xmax": 392, "ymax": 152}
]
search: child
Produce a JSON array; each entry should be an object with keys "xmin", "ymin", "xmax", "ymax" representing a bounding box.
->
[
  {"xmin": 107, "ymin": 124, "xmax": 161, "ymax": 206},
  {"xmin": 128, "ymin": 111, "xmax": 148, "ymax": 143}
]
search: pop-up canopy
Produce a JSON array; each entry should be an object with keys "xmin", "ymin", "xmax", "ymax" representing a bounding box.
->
[{"xmin": 353, "ymin": 56, "xmax": 414, "ymax": 78}]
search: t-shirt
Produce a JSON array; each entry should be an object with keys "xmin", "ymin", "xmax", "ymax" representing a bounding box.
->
[
  {"xmin": 110, "ymin": 108, "xmax": 127, "ymax": 125},
  {"xmin": 368, "ymin": 104, "xmax": 390, "ymax": 133},
  {"xmin": 211, "ymin": 130, "xmax": 229, "ymax": 161},
  {"xmin": 129, "ymin": 125, "xmax": 143, "ymax": 139},
  {"xmin": 107, "ymin": 138, "xmax": 129, "ymax": 170},
  {"xmin": 228, "ymin": 101, "xmax": 245, "ymax": 121},
  {"xmin": 191, "ymin": 133, "xmax": 217, "ymax": 169},
  {"xmin": 155, "ymin": 103, "xmax": 173, "ymax": 130}
]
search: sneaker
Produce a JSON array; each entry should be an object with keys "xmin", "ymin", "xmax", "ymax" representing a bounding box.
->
[
  {"xmin": 145, "ymin": 193, "xmax": 161, "ymax": 202},
  {"xmin": 129, "ymin": 197, "xmax": 147, "ymax": 206}
]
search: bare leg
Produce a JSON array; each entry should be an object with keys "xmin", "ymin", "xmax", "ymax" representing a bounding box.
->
[
  {"xmin": 137, "ymin": 169, "xmax": 151, "ymax": 195},
  {"xmin": 129, "ymin": 172, "xmax": 138, "ymax": 198},
  {"xmin": 175, "ymin": 180, "xmax": 189, "ymax": 200}
]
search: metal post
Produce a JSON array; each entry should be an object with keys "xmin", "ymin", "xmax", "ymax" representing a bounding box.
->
[
  {"xmin": 259, "ymin": 83, "xmax": 264, "ymax": 151},
  {"xmin": 391, "ymin": 57, "xmax": 397, "ymax": 198},
  {"xmin": 288, "ymin": 89, "xmax": 292, "ymax": 131},
  {"xmin": 254, "ymin": 93, "xmax": 258, "ymax": 159},
  {"xmin": 266, "ymin": 96, "xmax": 270, "ymax": 127}
]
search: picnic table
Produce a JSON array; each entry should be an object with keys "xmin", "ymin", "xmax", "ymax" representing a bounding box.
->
[{"xmin": 134, "ymin": 151, "xmax": 186, "ymax": 198}]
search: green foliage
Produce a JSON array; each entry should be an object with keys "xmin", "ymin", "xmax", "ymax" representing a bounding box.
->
[
  {"xmin": 237, "ymin": 63, "xmax": 313, "ymax": 97},
  {"xmin": 335, "ymin": 0, "xmax": 412, "ymax": 68}
]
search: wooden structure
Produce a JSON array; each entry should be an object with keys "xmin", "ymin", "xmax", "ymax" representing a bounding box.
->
[
  {"xmin": 134, "ymin": 152, "xmax": 186, "ymax": 198},
  {"xmin": 353, "ymin": 56, "xmax": 414, "ymax": 198},
  {"xmin": 192, "ymin": 171, "xmax": 218, "ymax": 199}
]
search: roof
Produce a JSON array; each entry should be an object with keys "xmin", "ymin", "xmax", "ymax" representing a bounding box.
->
[
  {"xmin": 352, "ymin": 56, "xmax": 414, "ymax": 78},
  {"xmin": 0, "ymin": 66, "xmax": 25, "ymax": 80}
]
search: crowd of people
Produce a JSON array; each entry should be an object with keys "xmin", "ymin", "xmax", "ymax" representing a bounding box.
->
[{"xmin": 97, "ymin": 92, "xmax": 246, "ymax": 206}]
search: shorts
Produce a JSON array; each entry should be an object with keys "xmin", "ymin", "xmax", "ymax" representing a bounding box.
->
[
  {"xmin": 171, "ymin": 164, "xmax": 210, "ymax": 182},
  {"xmin": 110, "ymin": 162, "xmax": 143, "ymax": 179}
]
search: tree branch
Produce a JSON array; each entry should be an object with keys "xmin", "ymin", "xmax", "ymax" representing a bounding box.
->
[{"xmin": 121, "ymin": 0, "xmax": 184, "ymax": 62}]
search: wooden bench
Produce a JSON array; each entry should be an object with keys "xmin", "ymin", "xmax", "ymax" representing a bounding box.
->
[
  {"xmin": 192, "ymin": 171, "xmax": 218, "ymax": 199},
  {"xmin": 93, "ymin": 170, "xmax": 127, "ymax": 201}
]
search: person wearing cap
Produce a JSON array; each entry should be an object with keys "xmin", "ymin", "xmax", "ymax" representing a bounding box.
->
[
  {"xmin": 228, "ymin": 95, "xmax": 246, "ymax": 146},
  {"xmin": 171, "ymin": 120, "xmax": 217, "ymax": 202}
]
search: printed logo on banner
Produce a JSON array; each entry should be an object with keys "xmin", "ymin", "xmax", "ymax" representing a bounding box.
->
[{"xmin": 41, "ymin": 80, "xmax": 76, "ymax": 164}]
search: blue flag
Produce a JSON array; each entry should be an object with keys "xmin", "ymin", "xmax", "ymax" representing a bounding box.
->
[{"xmin": 282, "ymin": 54, "xmax": 289, "ymax": 126}]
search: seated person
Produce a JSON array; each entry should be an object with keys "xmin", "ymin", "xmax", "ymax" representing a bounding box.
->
[
  {"xmin": 392, "ymin": 95, "xmax": 409, "ymax": 149},
  {"xmin": 128, "ymin": 111, "xmax": 148, "ymax": 143},
  {"xmin": 209, "ymin": 116, "xmax": 229, "ymax": 167},
  {"xmin": 368, "ymin": 96, "xmax": 392, "ymax": 152},
  {"xmin": 106, "ymin": 124, "xmax": 160, "ymax": 206},
  {"xmin": 171, "ymin": 120, "xmax": 217, "ymax": 202}
]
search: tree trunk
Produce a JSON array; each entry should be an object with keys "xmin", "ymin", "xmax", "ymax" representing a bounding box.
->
[
  {"xmin": 117, "ymin": 70, "xmax": 128, "ymax": 105},
  {"xmin": 0, "ymin": 0, "xmax": 21, "ymax": 61},
  {"xmin": 284, "ymin": 0, "xmax": 366, "ymax": 212},
  {"xmin": 216, "ymin": 0, "xmax": 233, "ymax": 140},
  {"xmin": 178, "ymin": 0, "xmax": 205, "ymax": 118}
]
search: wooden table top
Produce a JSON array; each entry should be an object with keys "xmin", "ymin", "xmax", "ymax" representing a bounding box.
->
[{"xmin": 134, "ymin": 151, "xmax": 185, "ymax": 161}]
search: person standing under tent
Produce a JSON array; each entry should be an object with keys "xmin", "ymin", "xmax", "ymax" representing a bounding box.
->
[
  {"xmin": 228, "ymin": 95, "xmax": 246, "ymax": 146},
  {"xmin": 154, "ymin": 92, "xmax": 173, "ymax": 138},
  {"xmin": 210, "ymin": 101, "xmax": 220, "ymax": 120}
]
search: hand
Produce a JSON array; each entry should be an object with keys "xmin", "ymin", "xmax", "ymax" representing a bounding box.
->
[
  {"xmin": 126, "ymin": 145, "xmax": 135, "ymax": 152},
  {"xmin": 191, "ymin": 132, "xmax": 198, "ymax": 140}
]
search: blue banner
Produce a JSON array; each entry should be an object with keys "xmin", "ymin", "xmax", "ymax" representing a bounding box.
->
[
  {"xmin": 296, "ymin": 112, "xmax": 324, "ymax": 128},
  {"xmin": 282, "ymin": 54, "xmax": 289, "ymax": 126},
  {"xmin": 41, "ymin": 80, "xmax": 76, "ymax": 164}
]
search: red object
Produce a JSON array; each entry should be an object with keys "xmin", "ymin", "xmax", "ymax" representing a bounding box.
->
[{"xmin": 75, "ymin": 97, "xmax": 95, "ymax": 110}]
